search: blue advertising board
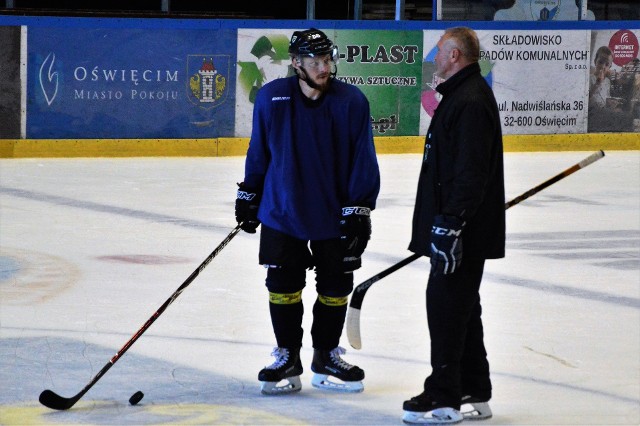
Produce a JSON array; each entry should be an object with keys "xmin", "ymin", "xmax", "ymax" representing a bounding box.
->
[{"xmin": 28, "ymin": 27, "xmax": 236, "ymax": 138}]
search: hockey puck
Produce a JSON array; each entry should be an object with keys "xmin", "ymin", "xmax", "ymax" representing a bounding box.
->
[{"xmin": 129, "ymin": 391, "xmax": 144, "ymax": 405}]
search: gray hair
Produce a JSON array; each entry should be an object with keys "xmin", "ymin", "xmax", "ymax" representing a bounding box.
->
[{"xmin": 444, "ymin": 27, "xmax": 480, "ymax": 63}]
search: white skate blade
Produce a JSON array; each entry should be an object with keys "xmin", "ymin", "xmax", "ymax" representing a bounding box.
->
[
  {"xmin": 461, "ymin": 401, "xmax": 492, "ymax": 420},
  {"xmin": 260, "ymin": 376, "xmax": 302, "ymax": 395},
  {"xmin": 311, "ymin": 373, "xmax": 364, "ymax": 393},
  {"xmin": 402, "ymin": 407, "xmax": 463, "ymax": 424}
]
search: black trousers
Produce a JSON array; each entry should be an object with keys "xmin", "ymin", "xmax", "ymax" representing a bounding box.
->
[
  {"xmin": 259, "ymin": 225, "xmax": 354, "ymax": 350},
  {"xmin": 423, "ymin": 257, "xmax": 492, "ymax": 409}
]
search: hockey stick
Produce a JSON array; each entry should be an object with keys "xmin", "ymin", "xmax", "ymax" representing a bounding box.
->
[
  {"xmin": 39, "ymin": 224, "xmax": 243, "ymax": 410},
  {"xmin": 347, "ymin": 150, "xmax": 605, "ymax": 349}
]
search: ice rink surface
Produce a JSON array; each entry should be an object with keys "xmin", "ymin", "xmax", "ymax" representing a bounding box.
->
[{"xmin": 1, "ymin": 151, "xmax": 638, "ymax": 425}]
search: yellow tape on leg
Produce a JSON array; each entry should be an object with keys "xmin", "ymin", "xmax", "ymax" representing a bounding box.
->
[
  {"xmin": 318, "ymin": 294, "xmax": 348, "ymax": 307},
  {"xmin": 269, "ymin": 291, "xmax": 303, "ymax": 304}
]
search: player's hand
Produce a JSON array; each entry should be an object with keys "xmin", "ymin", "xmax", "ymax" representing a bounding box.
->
[
  {"xmin": 340, "ymin": 206, "xmax": 371, "ymax": 272},
  {"xmin": 235, "ymin": 183, "xmax": 261, "ymax": 233}
]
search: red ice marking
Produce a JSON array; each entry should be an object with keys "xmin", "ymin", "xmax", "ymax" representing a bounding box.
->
[{"xmin": 95, "ymin": 255, "xmax": 192, "ymax": 265}]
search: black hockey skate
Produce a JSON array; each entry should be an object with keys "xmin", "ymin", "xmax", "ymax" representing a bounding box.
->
[
  {"xmin": 258, "ymin": 347, "xmax": 303, "ymax": 395},
  {"xmin": 460, "ymin": 395, "xmax": 492, "ymax": 420},
  {"xmin": 402, "ymin": 392, "xmax": 463, "ymax": 424},
  {"xmin": 310, "ymin": 346, "xmax": 364, "ymax": 392}
]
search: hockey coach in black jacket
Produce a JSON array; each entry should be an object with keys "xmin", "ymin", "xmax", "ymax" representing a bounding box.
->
[{"xmin": 402, "ymin": 27, "xmax": 505, "ymax": 425}]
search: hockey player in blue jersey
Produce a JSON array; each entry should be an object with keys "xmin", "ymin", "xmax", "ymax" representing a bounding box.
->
[{"xmin": 235, "ymin": 28, "xmax": 380, "ymax": 395}]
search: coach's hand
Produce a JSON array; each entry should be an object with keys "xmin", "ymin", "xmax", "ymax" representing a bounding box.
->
[{"xmin": 430, "ymin": 215, "xmax": 465, "ymax": 275}]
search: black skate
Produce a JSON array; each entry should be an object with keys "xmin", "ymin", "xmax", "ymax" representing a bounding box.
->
[
  {"xmin": 460, "ymin": 395, "xmax": 492, "ymax": 420},
  {"xmin": 310, "ymin": 346, "xmax": 364, "ymax": 392},
  {"xmin": 402, "ymin": 392, "xmax": 463, "ymax": 424},
  {"xmin": 258, "ymin": 347, "xmax": 303, "ymax": 395}
]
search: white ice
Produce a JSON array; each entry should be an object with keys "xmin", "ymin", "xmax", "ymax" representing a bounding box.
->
[{"xmin": 0, "ymin": 151, "xmax": 638, "ymax": 425}]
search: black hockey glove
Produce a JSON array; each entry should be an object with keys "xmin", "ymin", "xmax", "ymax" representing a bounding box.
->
[
  {"xmin": 430, "ymin": 214, "xmax": 465, "ymax": 275},
  {"xmin": 340, "ymin": 206, "xmax": 371, "ymax": 272},
  {"xmin": 235, "ymin": 183, "xmax": 261, "ymax": 234}
]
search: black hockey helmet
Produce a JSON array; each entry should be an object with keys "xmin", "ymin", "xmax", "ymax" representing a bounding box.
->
[{"xmin": 288, "ymin": 28, "xmax": 337, "ymax": 59}]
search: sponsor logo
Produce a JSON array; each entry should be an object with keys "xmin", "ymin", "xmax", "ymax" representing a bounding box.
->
[
  {"xmin": 341, "ymin": 207, "xmax": 371, "ymax": 216},
  {"xmin": 530, "ymin": 0, "xmax": 561, "ymax": 21},
  {"xmin": 237, "ymin": 190, "xmax": 256, "ymax": 201},
  {"xmin": 35, "ymin": 51, "xmax": 184, "ymax": 106},
  {"xmin": 608, "ymin": 30, "xmax": 639, "ymax": 67},
  {"xmin": 39, "ymin": 52, "xmax": 59, "ymax": 106},
  {"xmin": 187, "ymin": 55, "xmax": 230, "ymax": 109},
  {"xmin": 432, "ymin": 226, "xmax": 462, "ymax": 237},
  {"xmin": 237, "ymin": 33, "xmax": 294, "ymax": 104},
  {"xmin": 35, "ymin": 52, "xmax": 234, "ymax": 109}
]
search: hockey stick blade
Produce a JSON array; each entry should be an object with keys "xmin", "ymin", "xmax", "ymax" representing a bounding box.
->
[
  {"xmin": 346, "ymin": 150, "xmax": 605, "ymax": 349},
  {"xmin": 39, "ymin": 224, "xmax": 242, "ymax": 410},
  {"xmin": 347, "ymin": 253, "xmax": 420, "ymax": 349},
  {"xmin": 39, "ymin": 389, "xmax": 82, "ymax": 411},
  {"xmin": 39, "ymin": 362, "xmax": 113, "ymax": 410}
]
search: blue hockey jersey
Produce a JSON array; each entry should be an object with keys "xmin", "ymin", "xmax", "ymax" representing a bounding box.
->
[{"xmin": 243, "ymin": 76, "xmax": 380, "ymax": 241}]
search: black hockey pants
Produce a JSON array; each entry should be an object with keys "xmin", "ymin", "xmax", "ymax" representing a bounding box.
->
[{"xmin": 259, "ymin": 225, "xmax": 354, "ymax": 350}]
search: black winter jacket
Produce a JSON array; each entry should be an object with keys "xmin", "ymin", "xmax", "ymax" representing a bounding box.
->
[{"xmin": 409, "ymin": 62, "xmax": 505, "ymax": 259}]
